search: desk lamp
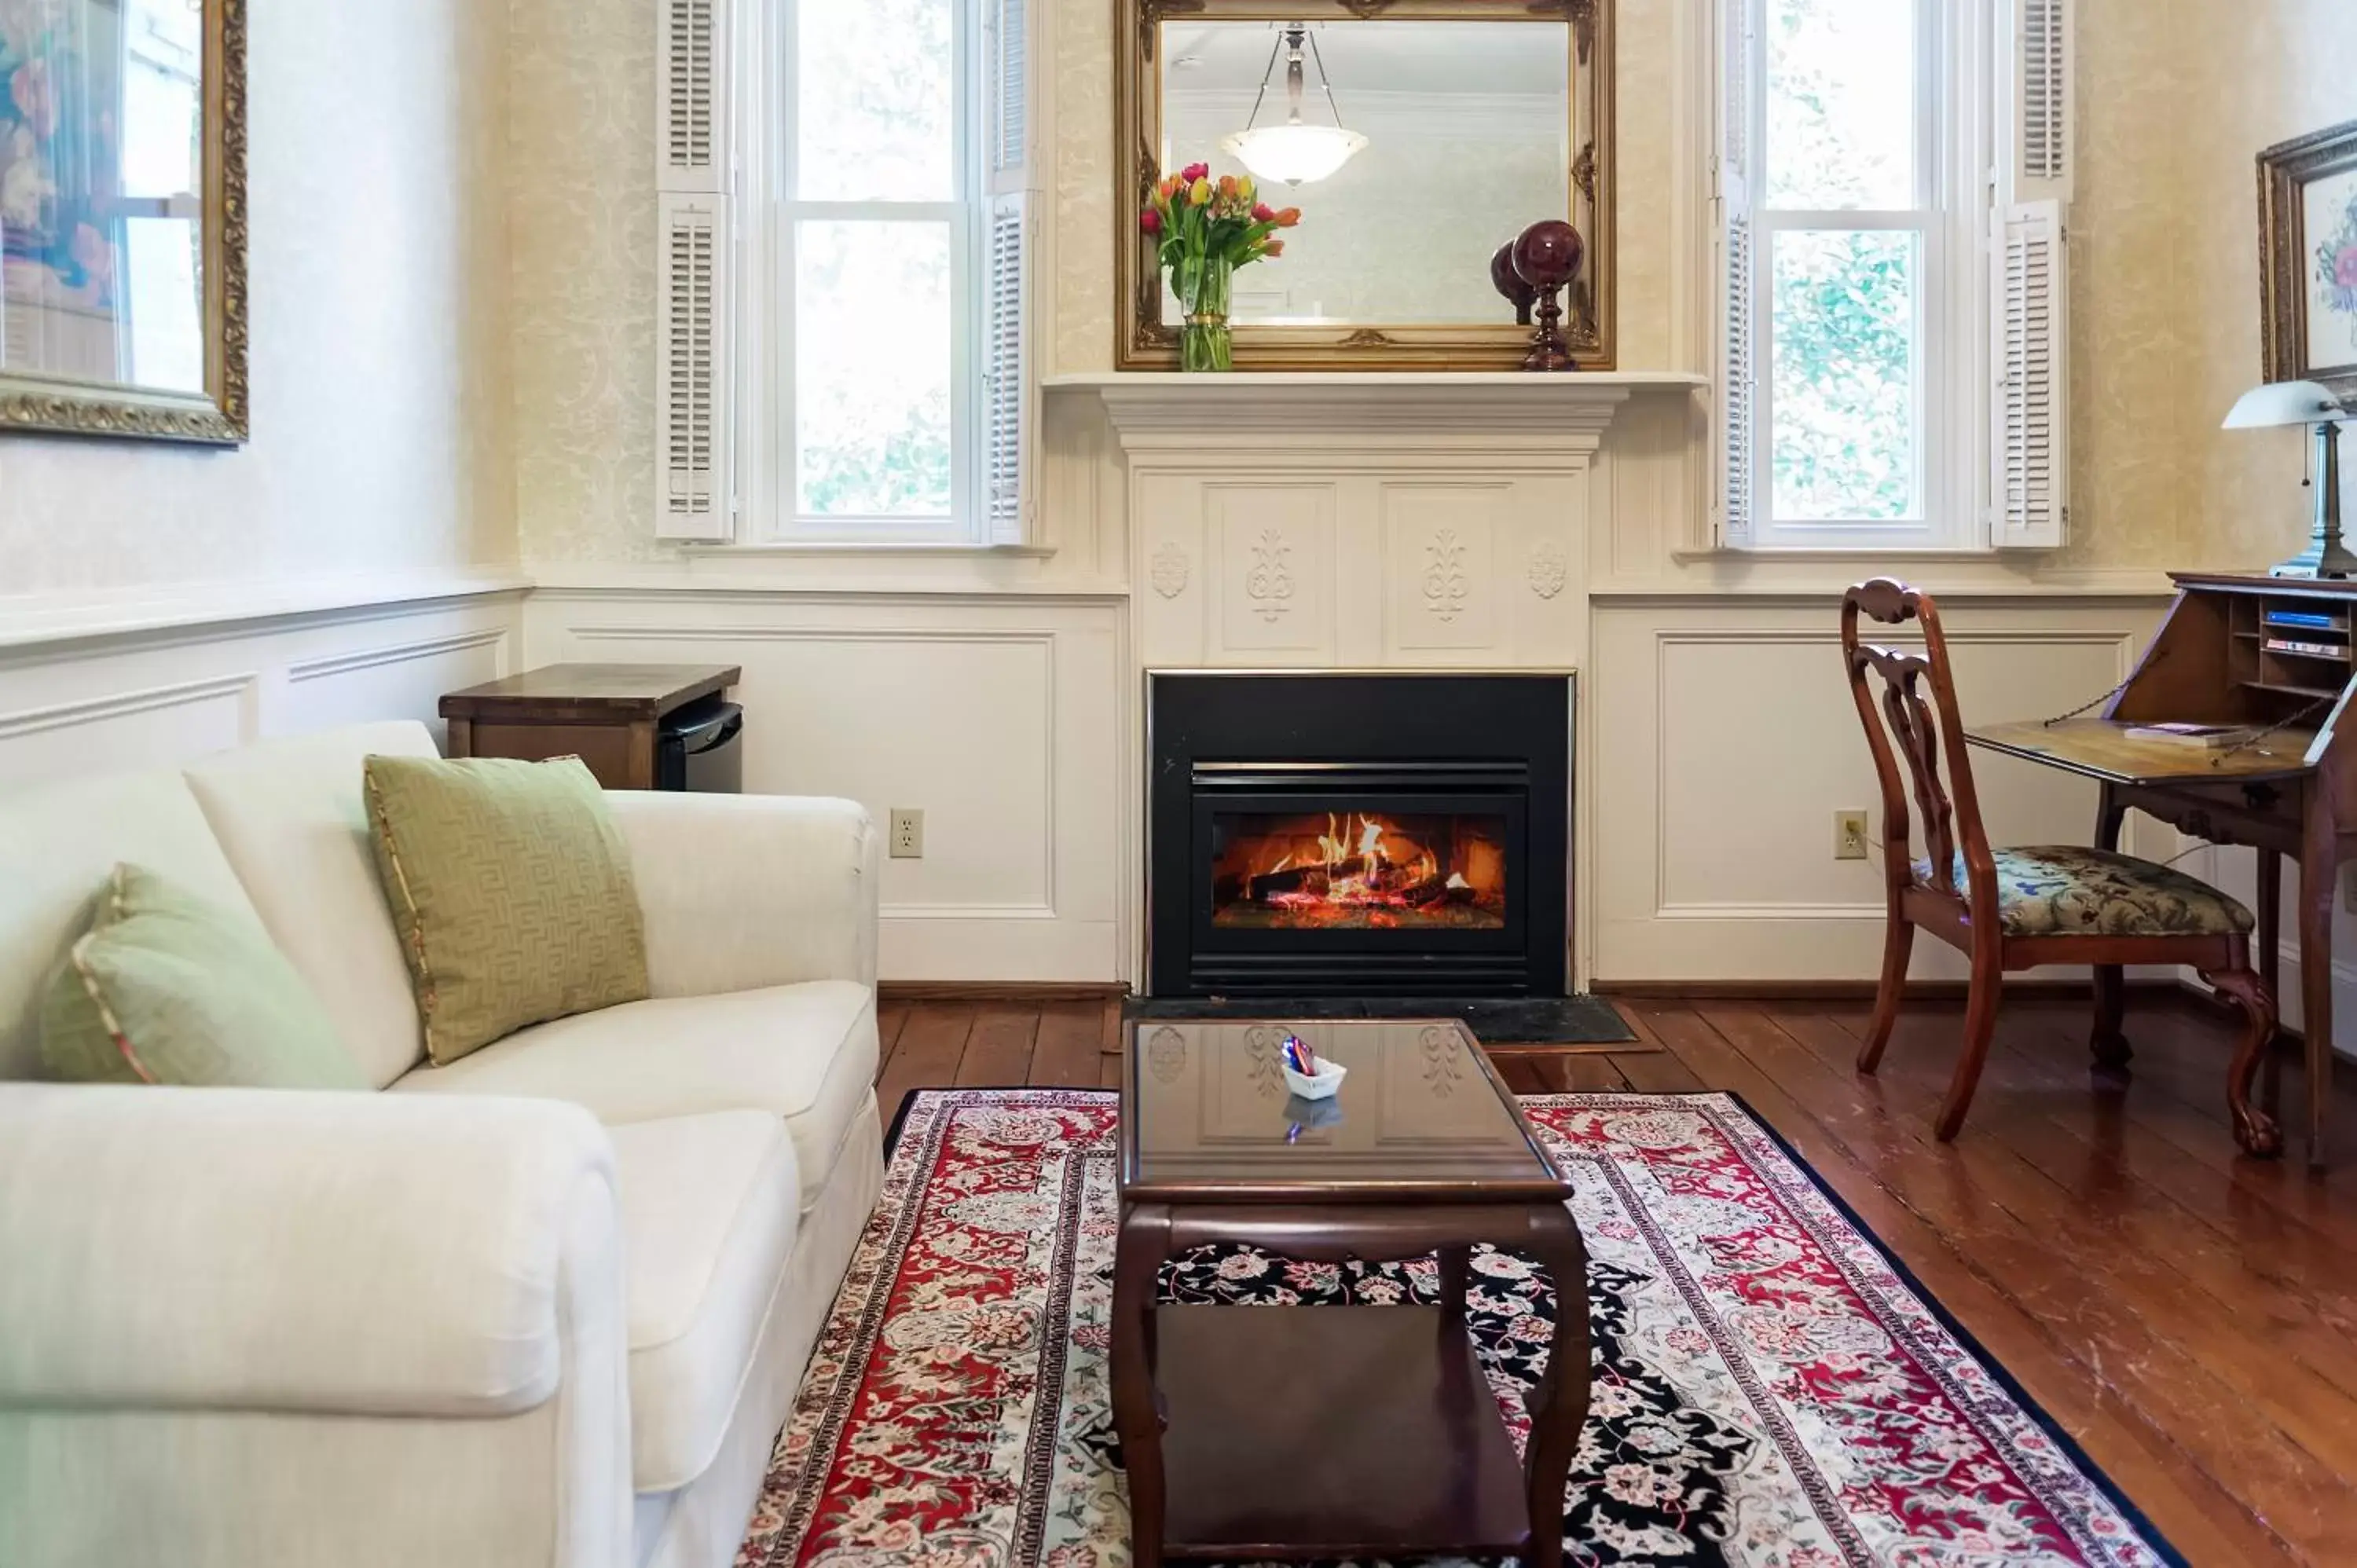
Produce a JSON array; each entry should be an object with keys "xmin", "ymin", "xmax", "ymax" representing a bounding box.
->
[{"xmin": 2223, "ymin": 379, "xmax": 2355, "ymax": 577}]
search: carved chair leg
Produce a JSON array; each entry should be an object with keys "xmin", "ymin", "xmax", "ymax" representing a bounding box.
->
[
  {"xmin": 2205, "ymin": 967, "xmax": 2286, "ymax": 1160},
  {"xmin": 1934, "ymin": 954, "xmax": 2003, "ymax": 1141},
  {"xmin": 1857, "ymin": 915, "xmax": 1914, "ymax": 1075},
  {"xmin": 2089, "ymin": 965, "xmax": 2132, "ymax": 1075}
]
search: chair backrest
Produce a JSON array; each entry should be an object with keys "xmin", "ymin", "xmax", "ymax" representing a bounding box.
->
[{"xmin": 1840, "ymin": 579, "xmax": 1996, "ymax": 915}]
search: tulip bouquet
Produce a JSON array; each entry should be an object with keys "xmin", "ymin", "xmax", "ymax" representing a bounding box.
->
[{"xmin": 1140, "ymin": 163, "xmax": 1300, "ymax": 371}]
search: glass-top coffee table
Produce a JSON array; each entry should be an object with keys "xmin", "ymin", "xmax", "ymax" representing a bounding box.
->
[{"xmin": 1113, "ymin": 1017, "xmax": 1590, "ymax": 1568}]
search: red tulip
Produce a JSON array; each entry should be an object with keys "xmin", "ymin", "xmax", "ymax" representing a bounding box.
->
[
  {"xmin": 1179, "ymin": 161, "xmax": 1210, "ymax": 184},
  {"xmin": 1140, "ymin": 207, "xmax": 1162, "ymax": 235},
  {"xmin": 1252, "ymin": 203, "xmax": 1275, "ymax": 223}
]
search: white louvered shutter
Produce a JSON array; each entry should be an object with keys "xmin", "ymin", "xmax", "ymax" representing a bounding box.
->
[
  {"xmin": 988, "ymin": 0, "xmax": 1032, "ymax": 187},
  {"xmin": 983, "ymin": 196, "xmax": 1036, "ymax": 546},
  {"xmin": 1990, "ymin": 0, "xmax": 2070, "ymax": 548},
  {"xmin": 2000, "ymin": 0, "xmax": 2074, "ymax": 206},
  {"xmin": 981, "ymin": 0, "xmax": 1039, "ymax": 545},
  {"xmin": 1991, "ymin": 200, "xmax": 2067, "ymax": 548},
  {"xmin": 656, "ymin": 0, "xmax": 734, "ymax": 540},
  {"xmin": 1712, "ymin": 0, "xmax": 1758, "ymax": 548}
]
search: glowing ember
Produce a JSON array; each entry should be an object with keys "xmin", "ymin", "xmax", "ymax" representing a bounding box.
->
[{"xmin": 1211, "ymin": 810, "xmax": 1508, "ymax": 930}]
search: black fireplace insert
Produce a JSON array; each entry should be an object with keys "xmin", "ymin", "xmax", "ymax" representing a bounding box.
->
[{"xmin": 1147, "ymin": 672, "xmax": 1572, "ymax": 997}]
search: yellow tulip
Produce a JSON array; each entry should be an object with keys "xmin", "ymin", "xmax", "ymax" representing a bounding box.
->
[
  {"xmin": 1188, "ymin": 177, "xmax": 1211, "ymax": 206},
  {"xmin": 1237, "ymin": 174, "xmax": 1257, "ymax": 203}
]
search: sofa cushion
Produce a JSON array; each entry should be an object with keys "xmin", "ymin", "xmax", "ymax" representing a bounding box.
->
[
  {"xmin": 607, "ymin": 1112, "xmax": 799, "ymax": 1492},
  {"xmin": 182, "ymin": 721, "xmax": 441, "ymax": 1087},
  {"xmin": 388, "ymin": 980, "xmax": 878, "ymax": 1211},
  {"xmin": 42, "ymin": 864, "xmax": 368, "ymax": 1090},
  {"xmin": 363, "ymin": 754, "xmax": 651, "ymax": 1067},
  {"xmin": 0, "ymin": 770, "xmax": 265, "ymax": 1083}
]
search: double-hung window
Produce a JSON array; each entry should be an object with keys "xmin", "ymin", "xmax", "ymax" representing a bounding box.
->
[
  {"xmin": 656, "ymin": 0, "xmax": 1039, "ymax": 546},
  {"xmin": 1714, "ymin": 0, "xmax": 2073, "ymax": 552}
]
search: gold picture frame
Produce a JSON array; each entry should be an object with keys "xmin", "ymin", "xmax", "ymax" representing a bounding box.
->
[
  {"xmin": 0, "ymin": 0, "xmax": 247, "ymax": 444},
  {"xmin": 1116, "ymin": 0, "xmax": 1614, "ymax": 372},
  {"xmin": 2260, "ymin": 116, "xmax": 2357, "ymax": 404}
]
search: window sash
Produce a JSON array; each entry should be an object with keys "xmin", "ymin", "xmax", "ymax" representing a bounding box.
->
[
  {"xmin": 1736, "ymin": 0, "xmax": 1981, "ymax": 552},
  {"xmin": 1753, "ymin": 208, "xmax": 1942, "ymax": 540},
  {"xmin": 761, "ymin": 0, "xmax": 981, "ymax": 544}
]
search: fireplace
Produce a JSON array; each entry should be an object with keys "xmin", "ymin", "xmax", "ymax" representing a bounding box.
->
[{"xmin": 1148, "ymin": 672, "xmax": 1571, "ymax": 997}]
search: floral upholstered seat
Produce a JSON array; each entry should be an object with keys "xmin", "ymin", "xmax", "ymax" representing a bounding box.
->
[{"xmin": 1912, "ymin": 844, "xmax": 2256, "ymax": 939}]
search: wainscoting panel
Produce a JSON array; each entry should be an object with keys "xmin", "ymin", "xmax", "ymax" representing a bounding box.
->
[
  {"xmin": 0, "ymin": 593, "xmax": 522, "ymax": 792},
  {"xmin": 1589, "ymin": 597, "xmax": 2176, "ymax": 983},
  {"xmin": 524, "ymin": 591, "xmax": 1127, "ymax": 983}
]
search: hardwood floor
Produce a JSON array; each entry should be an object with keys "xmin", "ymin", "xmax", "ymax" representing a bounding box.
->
[{"xmin": 871, "ymin": 991, "xmax": 2357, "ymax": 1567}]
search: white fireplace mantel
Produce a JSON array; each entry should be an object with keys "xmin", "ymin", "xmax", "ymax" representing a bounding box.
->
[
  {"xmin": 1065, "ymin": 372, "xmax": 1700, "ymax": 674},
  {"xmin": 1046, "ymin": 370, "xmax": 1704, "ymax": 450}
]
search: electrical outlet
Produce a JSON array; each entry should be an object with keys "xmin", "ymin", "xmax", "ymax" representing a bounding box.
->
[
  {"xmin": 889, "ymin": 808, "xmax": 924, "ymax": 859},
  {"xmin": 1835, "ymin": 810, "xmax": 1871, "ymax": 861}
]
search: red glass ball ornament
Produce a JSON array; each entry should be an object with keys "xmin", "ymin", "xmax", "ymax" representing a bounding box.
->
[{"xmin": 1511, "ymin": 219, "xmax": 1585, "ymax": 290}]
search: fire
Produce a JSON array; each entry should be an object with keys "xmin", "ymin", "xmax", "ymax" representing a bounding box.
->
[{"xmin": 1211, "ymin": 810, "xmax": 1507, "ymax": 931}]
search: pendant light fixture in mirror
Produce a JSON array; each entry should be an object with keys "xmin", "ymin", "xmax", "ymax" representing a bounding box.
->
[{"xmin": 1219, "ymin": 23, "xmax": 1367, "ymax": 187}]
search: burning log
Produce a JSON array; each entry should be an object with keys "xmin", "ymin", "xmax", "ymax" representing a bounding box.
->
[
  {"xmin": 1394, "ymin": 874, "xmax": 1450, "ymax": 907},
  {"xmin": 1250, "ymin": 863, "xmax": 1350, "ymax": 899}
]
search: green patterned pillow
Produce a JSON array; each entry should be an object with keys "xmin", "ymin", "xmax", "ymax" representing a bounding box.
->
[
  {"xmin": 363, "ymin": 753, "xmax": 650, "ymax": 1066},
  {"xmin": 41, "ymin": 864, "xmax": 368, "ymax": 1089}
]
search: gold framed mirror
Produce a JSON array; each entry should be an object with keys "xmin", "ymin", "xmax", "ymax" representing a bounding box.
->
[
  {"xmin": 1117, "ymin": 0, "xmax": 1611, "ymax": 372},
  {"xmin": 0, "ymin": 0, "xmax": 247, "ymax": 444}
]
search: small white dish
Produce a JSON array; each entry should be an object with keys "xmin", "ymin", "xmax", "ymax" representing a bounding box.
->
[{"xmin": 1281, "ymin": 1061, "xmax": 1348, "ymax": 1100}]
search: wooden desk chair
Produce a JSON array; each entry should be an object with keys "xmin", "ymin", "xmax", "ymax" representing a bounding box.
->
[{"xmin": 1842, "ymin": 579, "xmax": 2283, "ymax": 1155}]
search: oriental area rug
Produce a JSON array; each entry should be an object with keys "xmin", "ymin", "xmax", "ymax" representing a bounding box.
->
[{"xmin": 736, "ymin": 1090, "xmax": 2180, "ymax": 1568}]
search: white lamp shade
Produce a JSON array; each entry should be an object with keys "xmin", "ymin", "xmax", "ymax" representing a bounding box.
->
[
  {"xmin": 2223, "ymin": 379, "xmax": 2349, "ymax": 429},
  {"xmin": 1219, "ymin": 125, "xmax": 1368, "ymax": 188}
]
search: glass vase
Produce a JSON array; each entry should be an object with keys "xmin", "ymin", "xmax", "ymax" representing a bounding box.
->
[{"xmin": 1177, "ymin": 255, "xmax": 1233, "ymax": 373}]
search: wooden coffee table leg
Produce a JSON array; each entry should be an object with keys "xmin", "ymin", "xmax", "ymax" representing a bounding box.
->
[
  {"xmin": 1437, "ymin": 1244, "xmax": 1471, "ymax": 1327},
  {"xmin": 1520, "ymin": 1204, "xmax": 1591, "ymax": 1568},
  {"xmin": 1112, "ymin": 1202, "xmax": 1173, "ymax": 1568}
]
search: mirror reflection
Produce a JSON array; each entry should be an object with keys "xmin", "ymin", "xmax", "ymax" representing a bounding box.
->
[{"xmin": 1159, "ymin": 20, "xmax": 1571, "ymax": 327}]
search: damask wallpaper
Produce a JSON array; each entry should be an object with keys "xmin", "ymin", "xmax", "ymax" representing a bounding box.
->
[
  {"xmin": 508, "ymin": 0, "xmax": 665, "ymax": 567},
  {"xmin": 498, "ymin": 0, "xmax": 2350, "ymax": 574},
  {"xmin": 2063, "ymin": 0, "xmax": 2357, "ymax": 570},
  {"xmin": 0, "ymin": 0, "xmax": 516, "ymax": 596}
]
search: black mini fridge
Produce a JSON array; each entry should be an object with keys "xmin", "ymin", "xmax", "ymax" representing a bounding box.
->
[{"xmin": 655, "ymin": 698, "xmax": 744, "ymax": 793}]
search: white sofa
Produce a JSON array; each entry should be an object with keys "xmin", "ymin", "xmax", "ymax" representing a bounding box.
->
[{"xmin": 0, "ymin": 721, "xmax": 886, "ymax": 1568}]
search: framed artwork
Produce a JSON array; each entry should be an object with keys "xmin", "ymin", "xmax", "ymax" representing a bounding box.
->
[
  {"xmin": 0, "ymin": 0, "xmax": 245, "ymax": 444},
  {"xmin": 2261, "ymin": 116, "xmax": 2357, "ymax": 404}
]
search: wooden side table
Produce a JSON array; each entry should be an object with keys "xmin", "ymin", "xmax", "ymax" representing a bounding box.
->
[
  {"xmin": 1113, "ymin": 1019, "xmax": 1590, "ymax": 1568},
  {"xmin": 442, "ymin": 664, "xmax": 741, "ymax": 790}
]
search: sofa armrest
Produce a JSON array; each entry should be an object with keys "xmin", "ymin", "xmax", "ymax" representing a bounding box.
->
[
  {"xmin": 607, "ymin": 791, "xmax": 879, "ymax": 998},
  {"xmin": 0, "ymin": 1084, "xmax": 624, "ymax": 1419}
]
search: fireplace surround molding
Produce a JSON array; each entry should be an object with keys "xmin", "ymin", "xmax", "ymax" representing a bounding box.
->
[{"xmin": 1043, "ymin": 373, "xmax": 1700, "ymax": 992}]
